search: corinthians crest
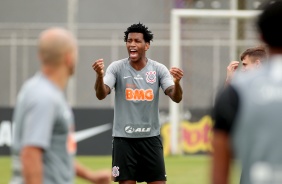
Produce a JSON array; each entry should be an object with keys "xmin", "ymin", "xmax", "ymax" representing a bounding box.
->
[
  {"xmin": 146, "ymin": 71, "xmax": 156, "ymax": 84},
  {"xmin": 112, "ymin": 166, "xmax": 120, "ymax": 177}
]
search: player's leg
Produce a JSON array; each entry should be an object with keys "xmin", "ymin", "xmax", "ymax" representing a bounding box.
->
[
  {"xmin": 147, "ymin": 181, "xmax": 166, "ymax": 184},
  {"xmin": 112, "ymin": 137, "xmax": 138, "ymax": 183},
  {"xmin": 136, "ymin": 136, "xmax": 167, "ymax": 183},
  {"xmin": 119, "ymin": 180, "xmax": 136, "ymax": 184}
]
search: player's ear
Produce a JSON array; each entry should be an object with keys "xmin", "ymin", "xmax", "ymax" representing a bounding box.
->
[
  {"xmin": 65, "ymin": 52, "xmax": 73, "ymax": 67},
  {"xmin": 145, "ymin": 42, "xmax": 150, "ymax": 51},
  {"xmin": 255, "ymin": 60, "xmax": 261, "ymax": 68}
]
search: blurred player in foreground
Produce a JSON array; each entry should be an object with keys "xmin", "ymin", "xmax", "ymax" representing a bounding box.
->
[
  {"xmin": 212, "ymin": 1, "xmax": 282, "ymax": 184},
  {"xmin": 225, "ymin": 46, "xmax": 267, "ymax": 86},
  {"xmin": 92, "ymin": 23, "xmax": 183, "ymax": 184},
  {"xmin": 10, "ymin": 28, "xmax": 111, "ymax": 184}
]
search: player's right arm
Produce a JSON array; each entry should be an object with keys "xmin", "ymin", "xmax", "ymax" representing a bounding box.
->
[
  {"xmin": 225, "ymin": 61, "xmax": 239, "ymax": 87},
  {"xmin": 20, "ymin": 94, "xmax": 56, "ymax": 184},
  {"xmin": 92, "ymin": 59, "xmax": 110, "ymax": 100},
  {"xmin": 211, "ymin": 86, "xmax": 239, "ymax": 184},
  {"xmin": 211, "ymin": 131, "xmax": 232, "ymax": 184},
  {"xmin": 21, "ymin": 146, "xmax": 43, "ymax": 184}
]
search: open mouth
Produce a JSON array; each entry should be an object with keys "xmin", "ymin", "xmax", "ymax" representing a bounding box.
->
[{"xmin": 129, "ymin": 49, "xmax": 138, "ymax": 58}]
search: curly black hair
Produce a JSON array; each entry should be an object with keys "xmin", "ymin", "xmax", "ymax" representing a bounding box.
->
[
  {"xmin": 124, "ymin": 23, "xmax": 154, "ymax": 44},
  {"xmin": 257, "ymin": 0, "xmax": 282, "ymax": 47}
]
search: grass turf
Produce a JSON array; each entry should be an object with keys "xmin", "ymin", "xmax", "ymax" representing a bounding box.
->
[{"xmin": 0, "ymin": 155, "xmax": 239, "ymax": 184}]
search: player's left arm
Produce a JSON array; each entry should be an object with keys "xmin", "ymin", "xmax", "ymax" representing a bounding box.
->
[{"xmin": 165, "ymin": 67, "xmax": 183, "ymax": 103}]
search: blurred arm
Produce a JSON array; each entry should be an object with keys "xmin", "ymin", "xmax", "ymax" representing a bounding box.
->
[
  {"xmin": 225, "ymin": 61, "xmax": 239, "ymax": 87},
  {"xmin": 75, "ymin": 161, "xmax": 111, "ymax": 184},
  {"xmin": 211, "ymin": 85, "xmax": 239, "ymax": 184},
  {"xmin": 211, "ymin": 131, "xmax": 232, "ymax": 184},
  {"xmin": 21, "ymin": 146, "xmax": 43, "ymax": 184}
]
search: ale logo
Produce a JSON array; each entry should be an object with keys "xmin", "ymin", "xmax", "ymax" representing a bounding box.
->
[
  {"xmin": 124, "ymin": 125, "xmax": 151, "ymax": 135},
  {"xmin": 125, "ymin": 126, "xmax": 135, "ymax": 134}
]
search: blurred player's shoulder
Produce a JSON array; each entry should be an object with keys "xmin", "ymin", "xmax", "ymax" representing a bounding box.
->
[
  {"xmin": 231, "ymin": 65, "xmax": 268, "ymax": 89},
  {"xmin": 18, "ymin": 72, "xmax": 63, "ymax": 105}
]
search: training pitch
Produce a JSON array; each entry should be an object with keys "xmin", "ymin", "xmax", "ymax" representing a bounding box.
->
[{"xmin": 0, "ymin": 155, "xmax": 239, "ymax": 184}]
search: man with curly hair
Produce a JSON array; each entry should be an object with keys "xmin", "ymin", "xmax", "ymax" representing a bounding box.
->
[{"xmin": 92, "ymin": 23, "xmax": 183, "ymax": 184}]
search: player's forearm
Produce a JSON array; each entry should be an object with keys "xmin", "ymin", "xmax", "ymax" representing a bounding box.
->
[
  {"xmin": 224, "ymin": 77, "xmax": 232, "ymax": 88},
  {"xmin": 170, "ymin": 82, "xmax": 183, "ymax": 103},
  {"xmin": 75, "ymin": 161, "xmax": 93, "ymax": 181},
  {"xmin": 21, "ymin": 147, "xmax": 43, "ymax": 184},
  {"xmin": 211, "ymin": 131, "xmax": 231, "ymax": 184},
  {"xmin": 95, "ymin": 75, "xmax": 108, "ymax": 100}
]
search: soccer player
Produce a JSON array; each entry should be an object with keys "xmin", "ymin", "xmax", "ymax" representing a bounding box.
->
[
  {"xmin": 92, "ymin": 23, "xmax": 183, "ymax": 184},
  {"xmin": 225, "ymin": 46, "xmax": 267, "ymax": 86},
  {"xmin": 212, "ymin": 1, "xmax": 282, "ymax": 184},
  {"xmin": 10, "ymin": 28, "xmax": 111, "ymax": 184}
]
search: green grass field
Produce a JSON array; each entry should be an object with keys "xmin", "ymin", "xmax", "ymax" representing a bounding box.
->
[{"xmin": 0, "ymin": 155, "xmax": 240, "ymax": 184}]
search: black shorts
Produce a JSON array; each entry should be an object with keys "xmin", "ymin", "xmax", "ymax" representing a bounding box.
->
[{"xmin": 112, "ymin": 135, "xmax": 166, "ymax": 183}]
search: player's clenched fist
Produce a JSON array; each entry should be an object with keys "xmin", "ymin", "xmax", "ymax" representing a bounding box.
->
[
  {"xmin": 92, "ymin": 59, "xmax": 105, "ymax": 77},
  {"xmin": 170, "ymin": 67, "xmax": 184, "ymax": 83}
]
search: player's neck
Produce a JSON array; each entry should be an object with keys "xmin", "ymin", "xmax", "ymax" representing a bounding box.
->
[
  {"xmin": 129, "ymin": 57, "xmax": 148, "ymax": 71},
  {"xmin": 41, "ymin": 66, "xmax": 69, "ymax": 90},
  {"xmin": 268, "ymin": 47, "xmax": 282, "ymax": 56}
]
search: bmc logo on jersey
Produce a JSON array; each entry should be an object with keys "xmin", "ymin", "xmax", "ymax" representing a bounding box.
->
[
  {"xmin": 125, "ymin": 88, "xmax": 154, "ymax": 101},
  {"xmin": 124, "ymin": 125, "xmax": 151, "ymax": 135},
  {"xmin": 146, "ymin": 71, "xmax": 156, "ymax": 84}
]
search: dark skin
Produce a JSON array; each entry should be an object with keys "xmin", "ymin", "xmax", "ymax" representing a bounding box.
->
[
  {"xmin": 92, "ymin": 32, "xmax": 184, "ymax": 184},
  {"xmin": 119, "ymin": 181, "xmax": 166, "ymax": 184},
  {"xmin": 92, "ymin": 32, "xmax": 183, "ymax": 102},
  {"xmin": 211, "ymin": 130, "xmax": 232, "ymax": 184}
]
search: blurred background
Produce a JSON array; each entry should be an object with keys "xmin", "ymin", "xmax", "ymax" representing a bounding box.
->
[
  {"xmin": 0, "ymin": 0, "xmax": 263, "ymax": 155},
  {"xmin": 0, "ymin": 0, "xmax": 263, "ymax": 109},
  {"xmin": 0, "ymin": 0, "xmax": 264, "ymax": 155},
  {"xmin": 0, "ymin": 0, "xmax": 265, "ymax": 183}
]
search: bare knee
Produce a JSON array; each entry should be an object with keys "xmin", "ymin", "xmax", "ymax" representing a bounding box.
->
[
  {"xmin": 119, "ymin": 180, "xmax": 136, "ymax": 184},
  {"xmin": 148, "ymin": 181, "xmax": 166, "ymax": 184}
]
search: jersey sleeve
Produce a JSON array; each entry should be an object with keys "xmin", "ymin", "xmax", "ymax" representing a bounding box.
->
[
  {"xmin": 158, "ymin": 64, "xmax": 174, "ymax": 92},
  {"xmin": 212, "ymin": 85, "xmax": 240, "ymax": 133},
  {"xmin": 104, "ymin": 62, "xmax": 117, "ymax": 90},
  {"xmin": 22, "ymin": 95, "xmax": 57, "ymax": 149}
]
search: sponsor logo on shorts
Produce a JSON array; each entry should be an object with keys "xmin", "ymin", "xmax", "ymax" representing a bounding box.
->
[
  {"xmin": 112, "ymin": 166, "xmax": 120, "ymax": 177},
  {"xmin": 146, "ymin": 71, "xmax": 156, "ymax": 84},
  {"xmin": 124, "ymin": 125, "xmax": 151, "ymax": 135}
]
